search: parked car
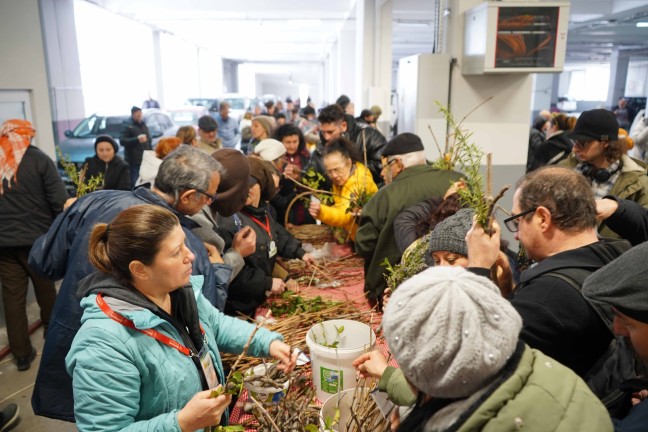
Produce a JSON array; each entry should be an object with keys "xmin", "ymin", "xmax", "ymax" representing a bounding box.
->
[
  {"xmin": 187, "ymin": 98, "xmax": 220, "ymax": 114},
  {"xmin": 58, "ymin": 109, "xmax": 178, "ymax": 165},
  {"xmin": 167, "ymin": 106, "xmax": 210, "ymax": 128}
]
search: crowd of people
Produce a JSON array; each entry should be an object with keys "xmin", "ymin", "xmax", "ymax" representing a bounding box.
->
[{"xmin": 3, "ymin": 93, "xmax": 648, "ymax": 431}]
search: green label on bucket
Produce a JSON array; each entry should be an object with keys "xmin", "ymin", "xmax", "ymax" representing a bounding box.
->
[{"xmin": 320, "ymin": 367, "xmax": 343, "ymax": 394}]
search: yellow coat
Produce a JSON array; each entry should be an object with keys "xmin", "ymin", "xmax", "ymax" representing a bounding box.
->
[{"xmin": 318, "ymin": 162, "xmax": 378, "ymax": 241}]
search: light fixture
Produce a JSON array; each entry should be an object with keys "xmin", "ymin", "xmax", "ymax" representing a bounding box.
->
[
  {"xmin": 637, "ymin": 22, "xmax": 648, "ymax": 27},
  {"xmin": 396, "ymin": 19, "xmax": 431, "ymax": 27}
]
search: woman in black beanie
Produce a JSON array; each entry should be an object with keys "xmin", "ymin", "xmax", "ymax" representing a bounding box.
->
[{"xmin": 83, "ymin": 135, "xmax": 130, "ymax": 191}]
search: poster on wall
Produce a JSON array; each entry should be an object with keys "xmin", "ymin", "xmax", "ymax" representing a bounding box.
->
[{"xmin": 495, "ymin": 7, "xmax": 560, "ymax": 68}]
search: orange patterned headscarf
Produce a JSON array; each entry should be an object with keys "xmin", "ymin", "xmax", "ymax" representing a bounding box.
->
[{"xmin": 0, "ymin": 119, "xmax": 35, "ymax": 194}]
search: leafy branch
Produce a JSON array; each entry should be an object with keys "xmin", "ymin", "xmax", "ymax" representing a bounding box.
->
[
  {"xmin": 430, "ymin": 100, "xmax": 508, "ymax": 231},
  {"xmin": 56, "ymin": 146, "xmax": 103, "ymax": 197}
]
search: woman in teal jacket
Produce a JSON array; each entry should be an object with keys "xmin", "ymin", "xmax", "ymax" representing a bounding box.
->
[{"xmin": 66, "ymin": 204, "xmax": 296, "ymax": 431}]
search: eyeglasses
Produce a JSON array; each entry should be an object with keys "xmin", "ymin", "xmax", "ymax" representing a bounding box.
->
[
  {"xmin": 180, "ymin": 186, "xmax": 217, "ymax": 204},
  {"xmin": 503, "ymin": 208, "xmax": 537, "ymax": 233},
  {"xmin": 383, "ymin": 158, "xmax": 398, "ymax": 169},
  {"xmin": 194, "ymin": 188, "xmax": 217, "ymax": 204}
]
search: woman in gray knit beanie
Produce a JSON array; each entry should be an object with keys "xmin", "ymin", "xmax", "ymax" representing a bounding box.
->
[{"xmin": 384, "ymin": 266, "xmax": 613, "ymax": 432}]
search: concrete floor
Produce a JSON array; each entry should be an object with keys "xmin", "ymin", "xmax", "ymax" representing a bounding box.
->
[{"xmin": 0, "ymin": 296, "xmax": 77, "ymax": 432}]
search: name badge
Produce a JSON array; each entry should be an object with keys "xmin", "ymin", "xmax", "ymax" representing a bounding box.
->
[
  {"xmin": 269, "ymin": 240, "xmax": 277, "ymax": 258},
  {"xmin": 198, "ymin": 345, "xmax": 219, "ymax": 389}
]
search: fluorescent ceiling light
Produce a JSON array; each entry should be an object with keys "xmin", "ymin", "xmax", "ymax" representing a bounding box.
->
[
  {"xmin": 396, "ymin": 19, "xmax": 431, "ymax": 27},
  {"xmin": 637, "ymin": 22, "xmax": 648, "ymax": 27}
]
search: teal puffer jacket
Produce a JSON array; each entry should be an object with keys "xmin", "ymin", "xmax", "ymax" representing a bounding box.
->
[{"xmin": 66, "ymin": 275, "xmax": 282, "ymax": 431}]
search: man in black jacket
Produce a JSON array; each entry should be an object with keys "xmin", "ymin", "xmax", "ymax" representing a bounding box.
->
[
  {"xmin": 466, "ymin": 166, "xmax": 631, "ymax": 378},
  {"xmin": 317, "ymin": 104, "xmax": 386, "ymax": 185},
  {"xmin": 119, "ymin": 106, "xmax": 151, "ymax": 188}
]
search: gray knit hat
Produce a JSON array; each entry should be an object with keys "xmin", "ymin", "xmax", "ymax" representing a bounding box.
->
[
  {"xmin": 583, "ymin": 241, "xmax": 648, "ymax": 326},
  {"xmin": 428, "ymin": 208, "xmax": 474, "ymax": 257},
  {"xmin": 383, "ymin": 266, "xmax": 522, "ymax": 398}
]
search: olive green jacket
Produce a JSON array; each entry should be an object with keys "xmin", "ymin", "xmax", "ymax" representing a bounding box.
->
[
  {"xmin": 355, "ymin": 164, "xmax": 462, "ymax": 301},
  {"xmin": 560, "ymin": 154, "xmax": 648, "ymax": 238},
  {"xmin": 379, "ymin": 347, "xmax": 612, "ymax": 431}
]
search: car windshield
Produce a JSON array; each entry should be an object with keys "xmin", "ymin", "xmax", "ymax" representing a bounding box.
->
[{"xmin": 71, "ymin": 115, "xmax": 127, "ymax": 138}]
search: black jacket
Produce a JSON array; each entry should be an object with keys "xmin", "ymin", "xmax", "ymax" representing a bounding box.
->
[
  {"xmin": 119, "ymin": 118, "xmax": 151, "ymax": 166},
  {"xmin": 0, "ymin": 146, "xmax": 68, "ymax": 247},
  {"xmin": 510, "ymin": 239, "xmax": 631, "ymax": 377},
  {"xmin": 601, "ymin": 196, "xmax": 648, "ymax": 246},
  {"xmin": 217, "ymin": 204, "xmax": 305, "ymax": 317},
  {"xmin": 83, "ymin": 155, "xmax": 131, "ymax": 191},
  {"xmin": 527, "ymin": 132, "xmax": 573, "ymax": 172},
  {"xmin": 345, "ymin": 115, "xmax": 386, "ymax": 186}
]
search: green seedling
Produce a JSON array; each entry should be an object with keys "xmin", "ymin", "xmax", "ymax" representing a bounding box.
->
[{"xmin": 210, "ymin": 371, "xmax": 244, "ymax": 398}]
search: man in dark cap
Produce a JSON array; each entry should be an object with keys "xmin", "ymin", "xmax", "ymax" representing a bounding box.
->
[
  {"xmin": 559, "ymin": 108, "xmax": 648, "ymax": 238},
  {"xmin": 197, "ymin": 115, "xmax": 221, "ymax": 153},
  {"xmin": 119, "ymin": 106, "xmax": 151, "ymax": 188},
  {"xmin": 583, "ymin": 241, "xmax": 648, "ymax": 428},
  {"xmin": 355, "ymin": 133, "xmax": 462, "ymax": 307}
]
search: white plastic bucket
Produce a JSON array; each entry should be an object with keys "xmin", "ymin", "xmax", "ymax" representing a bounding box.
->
[
  {"xmin": 305, "ymin": 319, "xmax": 375, "ymax": 402},
  {"xmin": 319, "ymin": 388, "xmax": 371, "ymax": 432}
]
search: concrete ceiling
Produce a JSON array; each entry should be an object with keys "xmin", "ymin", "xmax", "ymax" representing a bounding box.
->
[{"xmin": 85, "ymin": 0, "xmax": 648, "ymax": 65}]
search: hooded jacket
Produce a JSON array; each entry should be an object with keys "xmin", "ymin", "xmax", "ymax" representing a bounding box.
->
[
  {"xmin": 317, "ymin": 162, "xmax": 378, "ymax": 241},
  {"xmin": 83, "ymin": 154, "xmax": 130, "ymax": 191},
  {"xmin": 28, "ymin": 187, "xmax": 231, "ymax": 421},
  {"xmin": 67, "ymin": 273, "xmax": 281, "ymax": 431},
  {"xmin": 510, "ymin": 239, "xmax": 631, "ymax": 377},
  {"xmin": 217, "ymin": 204, "xmax": 306, "ymax": 317},
  {"xmin": 421, "ymin": 345, "xmax": 613, "ymax": 432}
]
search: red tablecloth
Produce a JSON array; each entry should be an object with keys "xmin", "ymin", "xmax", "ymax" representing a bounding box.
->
[{"xmin": 228, "ymin": 255, "xmax": 397, "ymax": 429}]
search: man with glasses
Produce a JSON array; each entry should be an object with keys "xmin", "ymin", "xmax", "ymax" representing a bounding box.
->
[
  {"xmin": 355, "ymin": 133, "xmax": 462, "ymax": 308},
  {"xmin": 466, "ymin": 166, "xmax": 630, "ymax": 380},
  {"xmin": 27, "ymin": 146, "xmax": 241, "ymax": 421},
  {"xmin": 558, "ymin": 108, "xmax": 648, "ymax": 238}
]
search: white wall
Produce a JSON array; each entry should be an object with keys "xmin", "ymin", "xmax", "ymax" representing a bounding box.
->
[{"xmin": 0, "ymin": 0, "xmax": 56, "ymax": 159}]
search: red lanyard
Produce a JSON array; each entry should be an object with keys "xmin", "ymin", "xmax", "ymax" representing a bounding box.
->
[
  {"xmin": 242, "ymin": 211, "xmax": 272, "ymax": 240},
  {"xmin": 96, "ymin": 293, "xmax": 203, "ymax": 358}
]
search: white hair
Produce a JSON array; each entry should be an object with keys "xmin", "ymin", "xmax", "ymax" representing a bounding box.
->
[{"xmin": 391, "ymin": 150, "xmax": 426, "ymax": 168}]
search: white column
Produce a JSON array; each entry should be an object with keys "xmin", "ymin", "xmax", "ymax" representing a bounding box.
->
[
  {"xmin": 338, "ymin": 18, "xmax": 356, "ymax": 106},
  {"xmin": 38, "ymin": 0, "xmax": 84, "ymax": 150},
  {"xmin": 151, "ymin": 30, "xmax": 164, "ymax": 108},
  {"xmin": 607, "ymin": 48, "xmax": 631, "ymax": 107}
]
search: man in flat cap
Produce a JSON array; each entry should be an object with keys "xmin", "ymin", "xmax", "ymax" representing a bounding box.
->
[
  {"xmin": 355, "ymin": 133, "xmax": 462, "ymax": 307},
  {"xmin": 559, "ymin": 108, "xmax": 648, "ymax": 238},
  {"xmin": 196, "ymin": 115, "xmax": 222, "ymax": 154}
]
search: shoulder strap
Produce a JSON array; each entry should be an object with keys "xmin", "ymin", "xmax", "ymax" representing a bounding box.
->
[{"xmin": 543, "ymin": 267, "xmax": 593, "ymax": 292}]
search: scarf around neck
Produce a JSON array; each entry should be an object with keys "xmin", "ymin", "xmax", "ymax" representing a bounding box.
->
[{"xmin": 0, "ymin": 119, "xmax": 35, "ymax": 194}]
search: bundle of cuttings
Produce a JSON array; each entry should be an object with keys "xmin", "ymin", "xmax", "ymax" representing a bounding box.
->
[
  {"xmin": 241, "ymin": 370, "xmax": 320, "ymax": 432},
  {"xmin": 321, "ymin": 380, "xmax": 391, "ymax": 432},
  {"xmin": 281, "ymin": 256, "xmax": 365, "ymax": 288},
  {"xmin": 221, "ymin": 302, "xmax": 374, "ymax": 373},
  {"xmin": 383, "ymin": 233, "xmax": 431, "ymax": 291}
]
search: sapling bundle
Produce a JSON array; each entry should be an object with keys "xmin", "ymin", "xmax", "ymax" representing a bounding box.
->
[
  {"xmin": 429, "ymin": 100, "xmax": 509, "ymax": 232},
  {"xmin": 383, "ymin": 233, "xmax": 431, "ymax": 291},
  {"xmin": 56, "ymin": 146, "xmax": 103, "ymax": 197}
]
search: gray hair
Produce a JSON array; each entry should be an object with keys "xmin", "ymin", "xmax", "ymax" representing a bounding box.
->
[
  {"xmin": 155, "ymin": 145, "xmax": 224, "ymax": 195},
  {"xmin": 392, "ymin": 150, "xmax": 426, "ymax": 168}
]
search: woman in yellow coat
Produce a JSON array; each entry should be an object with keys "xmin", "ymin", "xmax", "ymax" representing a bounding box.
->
[{"xmin": 308, "ymin": 137, "xmax": 378, "ymax": 241}]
